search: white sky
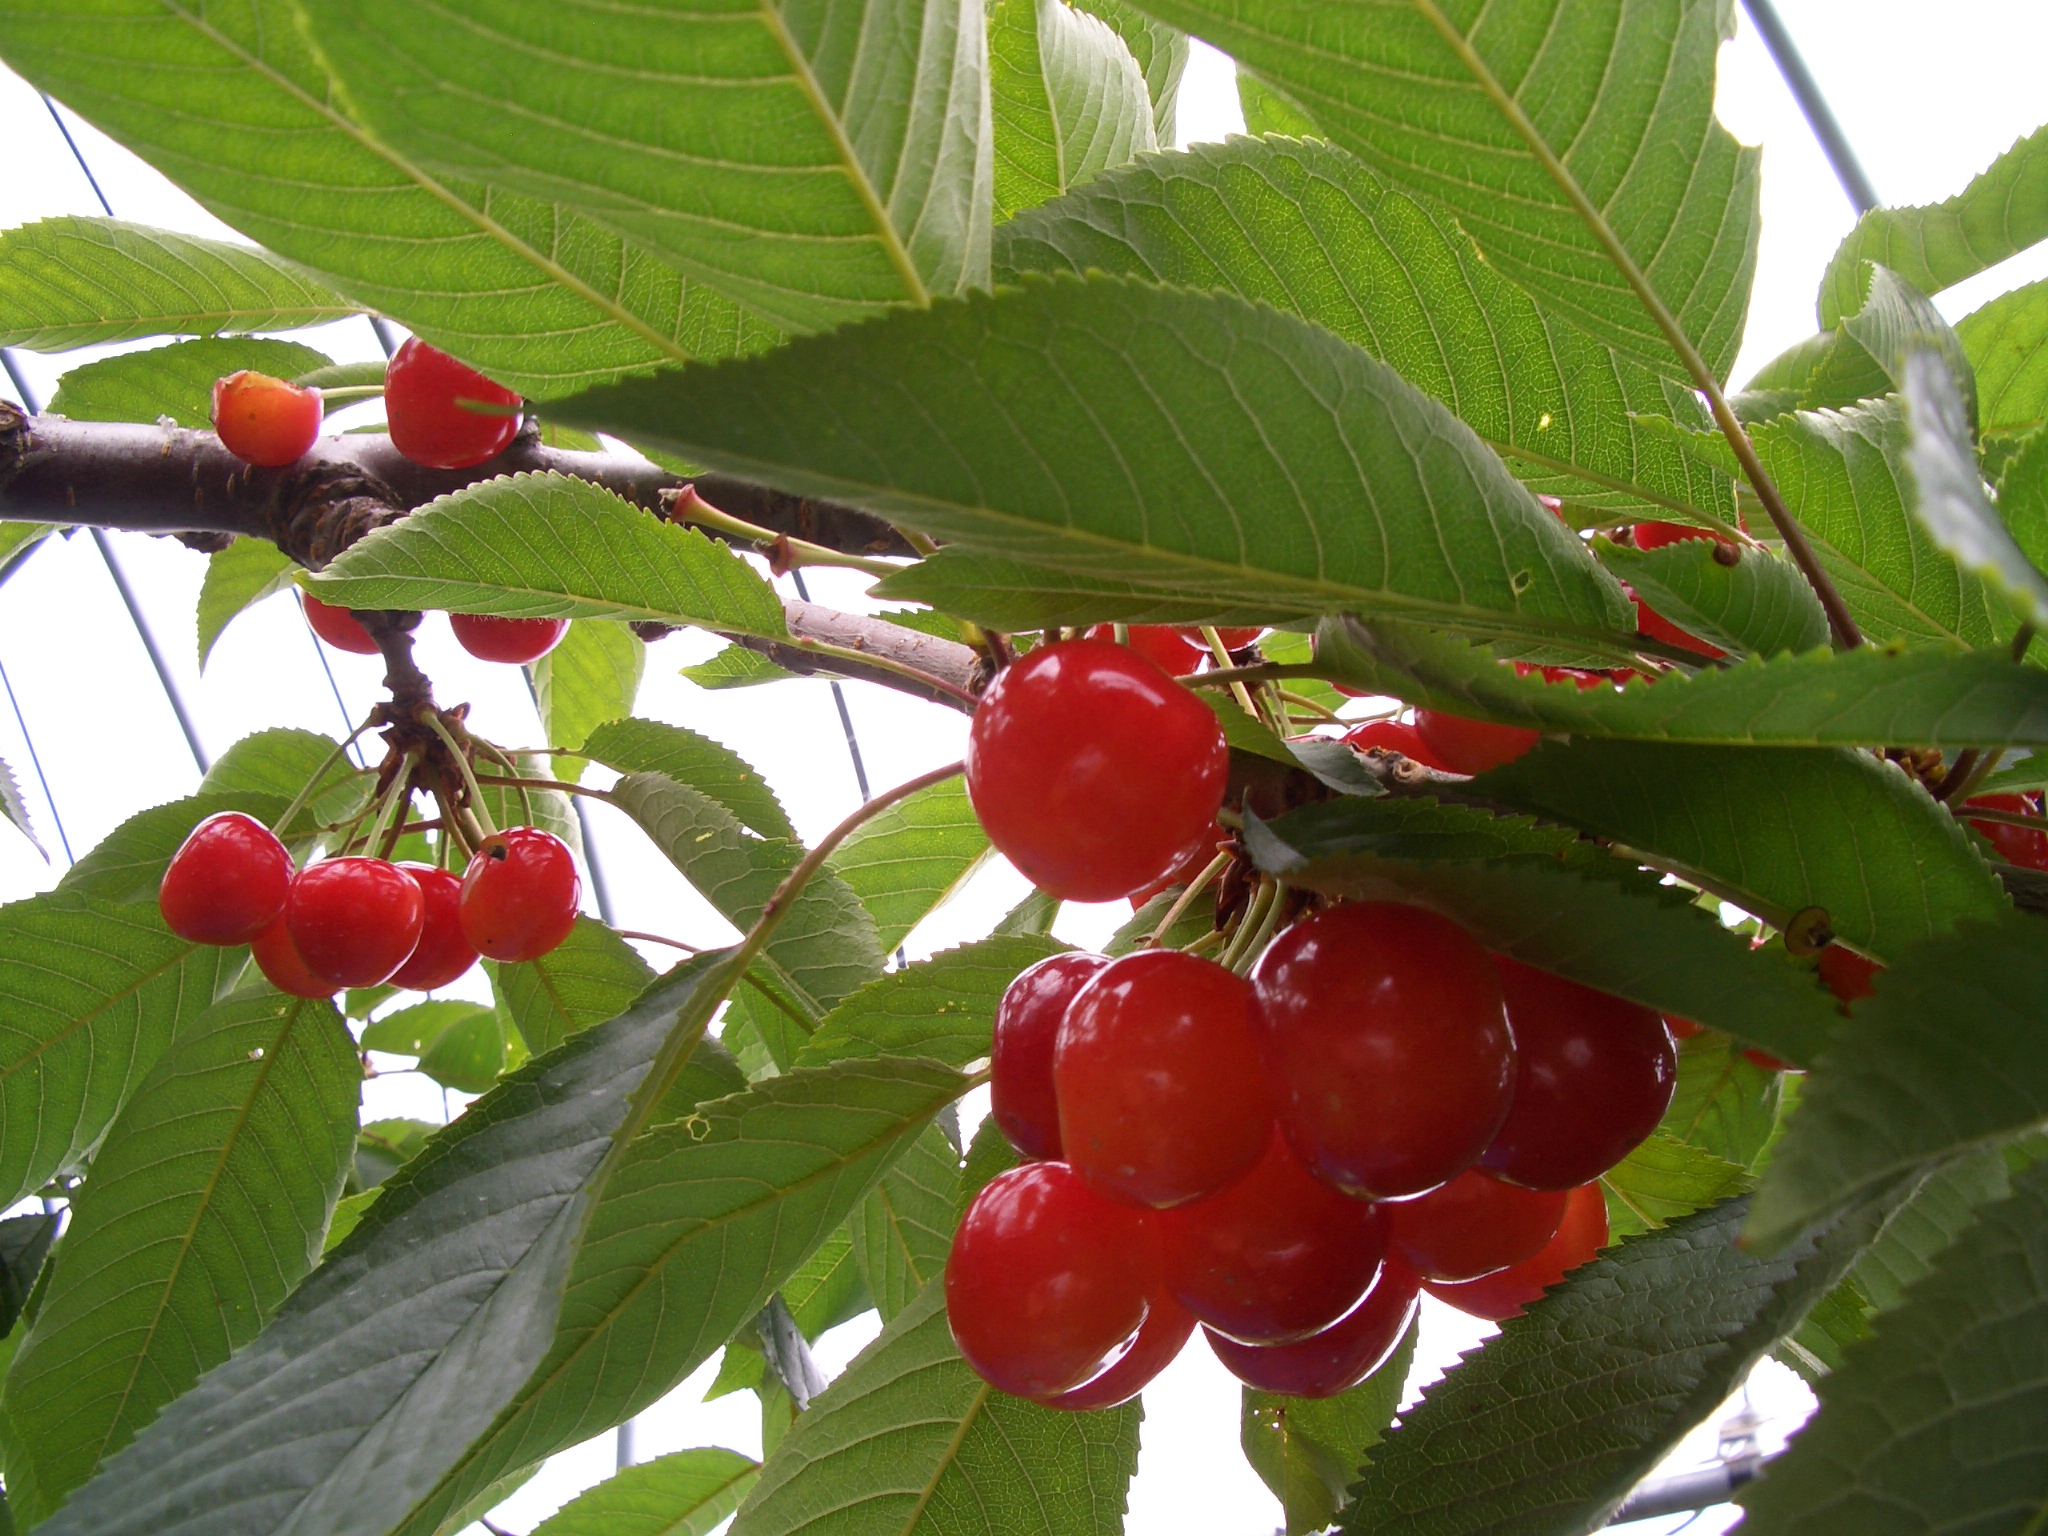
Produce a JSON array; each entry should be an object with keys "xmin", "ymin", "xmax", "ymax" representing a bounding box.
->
[{"xmin": 0, "ymin": 5, "xmax": 2041, "ymax": 1533}]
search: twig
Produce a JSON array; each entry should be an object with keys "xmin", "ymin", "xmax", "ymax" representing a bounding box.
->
[
  {"xmin": 617, "ymin": 929, "xmax": 702, "ymax": 953},
  {"xmin": 1932, "ymin": 748, "xmax": 1979, "ymax": 804},
  {"xmin": 671, "ymin": 485, "xmax": 903, "ymax": 578},
  {"xmin": 1141, "ymin": 848, "xmax": 1233, "ymax": 947},
  {"xmin": 473, "ymin": 772, "xmax": 612, "ymax": 802}
]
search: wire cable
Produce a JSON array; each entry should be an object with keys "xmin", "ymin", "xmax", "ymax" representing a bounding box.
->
[
  {"xmin": 1739, "ymin": 0, "xmax": 1881, "ymax": 214},
  {"xmin": 39, "ymin": 94, "xmax": 113, "ymax": 217},
  {"xmin": 789, "ymin": 570, "xmax": 875, "ymax": 802},
  {"xmin": 0, "ymin": 654, "xmax": 72, "ymax": 864}
]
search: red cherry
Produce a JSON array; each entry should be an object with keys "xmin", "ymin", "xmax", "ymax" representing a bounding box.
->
[
  {"xmin": 158, "ymin": 811, "xmax": 292, "ymax": 945},
  {"xmin": 1251, "ymin": 903, "xmax": 1514, "ymax": 1200},
  {"xmin": 1206, "ymin": 1261, "xmax": 1420, "ymax": 1398},
  {"xmin": 1084, "ymin": 624, "xmax": 1207, "ymax": 676},
  {"xmin": 945, "ymin": 1162, "xmax": 1155, "ymax": 1399},
  {"xmin": 212, "ymin": 371, "xmax": 322, "ymax": 468},
  {"xmin": 388, "ymin": 864, "xmax": 480, "ymax": 991},
  {"xmin": 250, "ymin": 914, "xmax": 338, "ymax": 999},
  {"xmin": 1635, "ymin": 595, "xmax": 1726, "ymax": 659},
  {"xmin": 1513, "ymin": 661, "xmax": 1613, "ymax": 691},
  {"xmin": 966, "ymin": 639, "xmax": 1229, "ymax": 903},
  {"xmin": 1183, "ymin": 626, "xmax": 1265, "ymax": 652},
  {"xmin": 383, "ymin": 337, "xmax": 521, "ymax": 470},
  {"xmin": 1663, "ymin": 1014, "xmax": 1703, "ymax": 1040},
  {"xmin": 1387, "ymin": 1169, "xmax": 1567, "ymax": 1282},
  {"xmin": 1743, "ymin": 1048, "xmax": 1797, "ymax": 1072},
  {"xmin": 1342, "ymin": 720, "xmax": 1451, "ymax": 771},
  {"xmin": 992, "ymin": 951, "xmax": 1109, "ymax": 1160},
  {"xmin": 301, "ymin": 594, "xmax": 381, "ymax": 655},
  {"xmin": 1413, "ymin": 711, "xmax": 1540, "ymax": 775},
  {"xmin": 1127, "ymin": 828, "xmax": 1224, "ymax": 908},
  {"xmin": 1056, "ymin": 950, "xmax": 1271, "ymax": 1209},
  {"xmin": 1479, "ymin": 957, "xmax": 1676, "ymax": 1190},
  {"xmin": 1161, "ymin": 1130, "xmax": 1385, "ymax": 1343},
  {"xmin": 1425, "ymin": 1183, "xmax": 1607, "ymax": 1320},
  {"xmin": 286, "ymin": 857, "xmax": 425, "ymax": 988},
  {"xmin": 460, "ymin": 827, "xmax": 581, "ymax": 962},
  {"xmin": 1963, "ymin": 792, "xmax": 2048, "ymax": 871},
  {"xmin": 1041, "ymin": 1288, "xmax": 1195, "ymax": 1410},
  {"xmin": 1817, "ymin": 945, "xmax": 1881, "ymax": 1006},
  {"xmin": 1633, "ymin": 520, "xmax": 1735, "ymax": 551},
  {"xmin": 449, "ymin": 613, "xmax": 570, "ymax": 665}
]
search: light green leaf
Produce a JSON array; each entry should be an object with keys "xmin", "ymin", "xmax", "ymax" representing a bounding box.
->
[
  {"xmin": 416, "ymin": 1009, "xmax": 513, "ymax": 1095},
  {"xmin": 0, "ymin": 759, "xmax": 42, "ymax": 862},
  {"xmin": 57, "ymin": 792, "xmax": 289, "ymax": 905},
  {"xmin": 1125, "ymin": 0, "xmax": 1760, "ymax": 381},
  {"xmin": 47, "ymin": 337, "xmax": 330, "ymax": 428},
  {"xmin": 1596, "ymin": 535, "xmax": 1828, "ymax": 657},
  {"xmin": 1959, "ymin": 276, "xmax": 2048, "ymax": 455},
  {"xmin": 294, "ymin": 0, "xmax": 989, "ymax": 335},
  {"xmin": 0, "ymin": 217, "xmax": 360, "ymax": 351},
  {"xmin": 1244, "ymin": 1321, "xmax": 1416, "ymax": 1536},
  {"xmin": 825, "ymin": 778, "xmax": 990, "ymax": 952},
  {"xmin": 197, "ymin": 541, "xmax": 297, "ymax": 669},
  {"xmin": 1073, "ymin": 0, "xmax": 1187, "ymax": 145},
  {"xmin": 1, "ymin": 989, "xmax": 359, "ymax": 1526},
  {"xmin": 1237, "ymin": 74, "xmax": 1318, "ymax": 138},
  {"xmin": 359, "ymin": 998, "xmax": 492, "ymax": 1057},
  {"xmin": 485, "ymin": 917, "xmax": 654, "ymax": 1056},
  {"xmin": 1659, "ymin": 1033, "xmax": 1784, "ymax": 1173},
  {"xmin": 795, "ymin": 935, "xmax": 1067, "ymax": 1070},
  {"xmin": 728, "ymin": 1278, "xmax": 1139, "ymax": 1536},
  {"xmin": 1600, "ymin": 1130, "xmax": 1751, "ymax": 1240},
  {"xmin": 1811, "ymin": 264, "xmax": 1976, "ymax": 420},
  {"xmin": 2000, "ymin": 426, "xmax": 2048, "ymax": 583},
  {"xmin": 849, "ymin": 1122, "xmax": 959, "ymax": 1321},
  {"xmin": 530, "ymin": 621, "xmax": 644, "ymax": 778},
  {"xmin": 200, "ymin": 728, "xmax": 370, "ymax": 823},
  {"xmin": 995, "ymin": 136, "xmax": 1736, "ymax": 522},
  {"xmin": 555, "ymin": 277, "xmax": 1637, "ymax": 652},
  {"xmin": 680, "ymin": 645, "xmax": 800, "ymax": 692},
  {"xmin": 581, "ymin": 718, "xmax": 794, "ymax": 843},
  {"xmin": 991, "ymin": 0, "xmax": 1156, "ymax": 221},
  {"xmin": 529, "ymin": 1448, "xmax": 762, "ymax": 1536},
  {"xmin": 1818, "ymin": 123, "xmax": 2048, "ymax": 329},
  {"xmin": 869, "ymin": 546, "xmax": 1288, "ymax": 630}
]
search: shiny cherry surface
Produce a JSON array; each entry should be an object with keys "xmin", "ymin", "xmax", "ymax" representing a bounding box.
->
[
  {"xmin": 286, "ymin": 857, "xmax": 426, "ymax": 988},
  {"xmin": 250, "ymin": 914, "xmax": 338, "ymax": 999},
  {"xmin": 301, "ymin": 594, "xmax": 380, "ymax": 655},
  {"xmin": 460, "ymin": 827, "xmax": 581, "ymax": 962},
  {"xmin": 1084, "ymin": 624, "xmax": 1206, "ymax": 676},
  {"xmin": 967, "ymin": 639, "xmax": 1229, "ymax": 903},
  {"xmin": 1479, "ymin": 957, "xmax": 1676, "ymax": 1190},
  {"xmin": 1963, "ymin": 792, "xmax": 2048, "ymax": 870},
  {"xmin": 1342, "ymin": 720, "xmax": 1451, "ymax": 771},
  {"xmin": 449, "ymin": 613, "xmax": 570, "ymax": 665},
  {"xmin": 992, "ymin": 950, "xmax": 1109, "ymax": 1160},
  {"xmin": 1251, "ymin": 902, "xmax": 1514, "ymax": 1199},
  {"xmin": 1162, "ymin": 1130, "xmax": 1385, "ymax": 1343},
  {"xmin": 1425, "ymin": 1183, "xmax": 1607, "ymax": 1320},
  {"xmin": 1042, "ymin": 1289, "xmax": 1195, "ymax": 1410},
  {"xmin": 212, "ymin": 370, "xmax": 321, "ymax": 467},
  {"xmin": 389, "ymin": 864, "xmax": 480, "ymax": 991},
  {"xmin": 158, "ymin": 811, "xmax": 293, "ymax": 945},
  {"xmin": 1817, "ymin": 945, "xmax": 1880, "ymax": 1005},
  {"xmin": 1205, "ymin": 1261, "xmax": 1421, "ymax": 1398},
  {"xmin": 1413, "ymin": 711, "xmax": 1540, "ymax": 775},
  {"xmin": 945, "ymin": 1162, "xmax": 1155, "ymax": 1399},
  {"xmin": 384, "ymin": 337, "xmax": 521, "ymax": 469},
  {"xmin": 1387, "ymin": 1169, "xmax": 1567, "ymax": 1282},
  {"xmin": 1056, "ymin": 949, "xmax": 1271, "ymax": 1209},
  {"xmin": 1634, "ymin": 595, "xmax": 1726, "ymax": 659}
]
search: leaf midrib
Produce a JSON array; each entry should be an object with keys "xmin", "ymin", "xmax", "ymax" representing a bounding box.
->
[{"xmin": 0, "ymin": 934, "xmax": 198, "ymax": 1086}]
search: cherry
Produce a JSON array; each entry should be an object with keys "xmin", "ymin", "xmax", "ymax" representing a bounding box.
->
[
  {"xmin": 945, "ymin": 1162, "xmax": 1155, "ymax": 1399},
  {"xmin": 1963, "ymin": 792, "xmax": 2048, "ymax": 870},
  {"xmin": 460, "ymin": 827, "xmax": 581, "ymax": 962},
  {"xmin": 449, "ymin": 613, "xmax": 570, "ymax": 666},
  {"xmin": 966, "ymin": 639, "xmax": 1229, "ymax": 902},
  {"xmin": 158, "ymin": 811, "xmax": 292, "ymax": 945},
  {"xmin": 1128, "ymin": 828, "xmax": 1224, "ymax": 908},
  {"xmin": 287, "ymin": 857, "xmax": 425, "ymax": 988},
  {"xmin": 212, "ymin": 371, "xmax": 322, "ymax": 468},
  {"xmin": 1056, "ymin": 949, "xmax": 1271, "ymax": 1209},
  {"xmin": 1413, "ymin": 711, "xmax": 1540, "ymax": 775},
  {"xmin": 383, "ymin": 337, "xmax": 521, "ymax": 470},
  {"xmin": 388, "ymin": 864, "xmax": 480, "ymax": 991},
  {"xmin": 1386, "ymin": 1169, "xmax": 1567, "ymax": 1282},
  {"xmin": 1634, "ymin": 520, "xmax": 1734, "ymax": 551},
  {"xmin": 1084, "ymin": 624, "xmax": 1206, "ymax": 676},
  {"xmin": 1425, "ymin": 1183, "xmax": 1607, "ymax": 1320},
  {"xmin": 1743, "ymin": 1047, "xmax": 1797, "ymax": 1073},
  {"xmin": 1479, "ymin": 957, "xmax": 1676, "ymax": 1190},
  {"xmin": 250, "ymin": 914, "xmax": 338, "ymax": 999},
  {"xmin": 1041, "ymin": 1288, "xmax": 1195, "ymax": 1411},
  {"xmin": 1161, "ymin": 1129, "xmax": 1385, "ymax": 1343},
  {"xmin": 1185, "ymin": 626, "xmax": 1265, "ymax": 652},
  {"xmin": 1205, "ymin": 1261, "xmax": 1420, "ymax": 1398},
  {"xmin": 1342, "ymin": 719, "xmax": 1451, "ymax": 771},
  {"xmin": 1663, "ymin": 1014, "xmax": 1703, "ymax": 1040},
  {"xmin": 1635, "ymin": 595, "xmax": 1726, "ymax": 660},
  {"xmin": 301, "ymin": 594, "xmax": 380, "ymax": 655},
  {"xmin": 1817, "ymin": 945, "xmax": 1881, "ymax": 1006},
  {"xmin": 992, "ymin": 951, "xmax": 1109, "ymax": 1160},
  {"xmin": 1251, "ymin": 903, "xmax": 1514, "ymax": 1200}
]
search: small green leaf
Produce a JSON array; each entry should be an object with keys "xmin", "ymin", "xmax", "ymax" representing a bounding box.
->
[
  {"xmin": 415, "ymin": 1008, "xmax": 512, "ymax": 1094},
  {"xmin": 200, "ymin": 728, "xmax": 370, "ymax": 823},
  {"xmin": 351, "ymin": 1118, "xmax": 437, "ymax": 1193},
  {"xmin": 1243, "ymin": 1321, "xmax": 1416, "ymax": 1536},
  {"xmin": 1600, "ymin": 1130, "xmax": 1751, "ymax": 1239},
  {"xmin": 197, "ymin": 541, "xmax": 297, "ymax": 669},
  {"xmin": 825, "ymin": 778, "xmax": 990, "ymax": 952},
  {"xmin": 1816, "ymin": 264, "xmax": 1976, "ymax": 419},
  {"xmin": 1237, "ymin": 73, "xmax": 1318, "ymax": 138},
  {"xmin": 48, "ymin": 336, "xmax": 330, "ymax": 428},
  {"xmin": 358, "ymin": 998, "xmax": 489, "ymax": 1057},
  {"xmin": 1595, "ymin": 537, "xmax": 1829, "ymax": 658},
  {"xmin": 528, "ymin": 1448, "xmax": 761, "ymax": 1536},
  {"xmin": 485, "ymin": 917, "xmax": 654, "ymax": 1057},
  {"xmin": 991, "ymin": 0, "xmax": 1155, "ymax": 220},
  {"xmin": 1958, "ymin": 275, "xmax": 2048, "ymax": 455},
  {"xmin": 1659, "ymin": 1034, "xmax": 1784, "ymax": 1173},
  {"xmin": 581, "ymin": 718, "xmax": 793, "ymax": 843},
  {"xmin": 849, "ymin": 1123, "xmax": 959, "ymax": 1321},
  {"xmin": 529, "ymin": 621, "xmax": 644, "ymax": 777},
  {"xmin": 680, "ymin": 646, "xmax": 799, "ymax": 692},
  {"xmin": 795, "ymin": 936, "xmax": 1066, "ymax": 1071}
]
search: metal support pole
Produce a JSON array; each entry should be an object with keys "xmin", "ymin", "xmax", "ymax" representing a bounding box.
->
[{"xmin": 1739, "ymin": 0, "xmax": 1881, "ymax": 214}]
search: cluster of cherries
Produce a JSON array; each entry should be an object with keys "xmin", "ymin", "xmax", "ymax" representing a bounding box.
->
[{"xmin": 158, "ymin": 809, "xmax": 580, "ymax": 999}]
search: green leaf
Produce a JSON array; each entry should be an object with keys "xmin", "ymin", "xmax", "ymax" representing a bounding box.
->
[
  {"xmin": 1747, "ymin": 912, "xmax": 2048, "ymax": 1254},
  {"xmin": 1818, "ymin": 123, "xmax": 2048, "ymax": 329},
  {"xmin": 1126, "ymin": 0, "xmax": 1759, "ymax": 382},
  {"xmin": 728, "ymin": 1278, "xmax": 1140, "ymax": 1536},
  {"xmin": 197, "ymin": 541, "xmax": 297, "ymax": 669},
  {"xmin": 294, "ymin": 0, "xmax": 988, "ymax": 336},
  {"xmin": 825, "ymin": 779, "xmax": 990, "ymax": 952},
  {"xmin": 57, "ymin": 792, "xmax": 285, "ymax": 904},
  {"xmin": 1903, "ymin": 347, "xmax": 2048, "ymax": 627},
  {"xmin": 47, "ymin": 336, "xmax": 330, "ymax": 428},
  {"xmin": 0, "ymin": 759, "xmax": 43, "ymax": 862},
  {"xmin": 1659, "ymin": 1033, "xmax": 1784, "ymax": 1173},
  {"xmin": 200, "ymin": 727, "xmax": 370, "ymax": 823},
  {"xmin": 957, "ymin": 1115, "xmax": 1023, "ymax": 1215},
  {"xmin": 1341, "ymin": 1194, "xmax": 1896, "ymax": 1536},
  {"xmin": 359, "ymin": 998, "xmax": 491, "ymax": 1057},
  {"xmin": 0, "ymin": 217, "xmax": 360, "ymax": 351},
  {"xmin": 388, "ymin": 1056, "xmax": 971, "ymax": 1536},
  {"xmin": 1853, "ymin": 1149, "xmax": 2012, "ymax": 1316},
  {"xmin": 416, "ymin": 1009, "xmax": 513, "ymax": 1095},
  {"xmin": 582, "ymin": 718, "xmax": 793, "ymax": 843},
  {"xmin": 555, "ymin": 277, "xmax": 1636, "ymax": 651},
  {"xmin": 1596, "ymin": 536, "xmax": 1828, "ymax": 658},
  {"xmin": 991, "ymin": 0, "xmax": 1155, "ymax": 221},
  {"xmin": 1243, "ymin": 1321, "xmax": 1416, "ymax": 1536},
  {"xmin": 0, "ymin": 1213, "xmax": 55, "ymax": 1339},
  {"xmin": 1739, "ymin": 1158, "xmax": 2048, "ymax": 1536},
  {"xmin": 351, "ymin": 1118, "xmax": 438, "ymax": 1192},
  {"xmin": 783, "ymin": 1226, "xmax": 874, "ymax": 1342},
  {"xmin": 1073, "ymin": 0, "xmax": 1187, "ymax": 145},
  {"xmin": 307, "ymin": 473, "xmax": 789, "ymax": 640},
  {"xmin": 0, "ymin": 989, "xmax": 359, "ymax": 1525},
  {"xmin": 995, "ymin": 136, "xmax": 1736, "ymax": 522},
  {"xmin": 1244, "ymin": 796, "xmax": 1840, "ymax": 1066},
  {"xmin": 32, "ymin": 960, "xmax": 725, "ymax": 1536},
  {"xmin": 528, "ymin": 1448, "xmax": 762, "ymax": 1536},
  {"xmin": 1959, "ymin": 276, "xmax": 2048, "ymax": 455},
  {"xmin": 680, "ymin": 644, "xmax": 801, "ymax": 692},
  {"xmin": 1600, "ymin": 1130, "xmax": 1751, "ymax": 1240},
  {"xmin": 485, "ymin": 917, "xmax": 654, "ymax": 1056},
  {"xmin": 869, "ymin": 546, "xmax": 1289, "ymax": 631},
  {"xmin": 0, "ymin": 893, "xmax": 233, "ymax": 1210},
  {"xmin": 529, "ymin": 621, "xmax": 645, "ymax": 778},
  {"xmin": 1471, "ymin": 736, "xmax": 2008, "ymax": 959},
  {"xmin": 849, "ymin": 1122, "xmax": 959, "ymax": 1321},
  {"xmin": 1237, "ymin": 74, "xmax": 1318, "ymax": 138},
  {"xmin": 795, "ymin": 935, "xmax": 1066, "ymax": 1070},
  {"xmin": 1811, "ymin": 264, "xmax": 1976, "ymax": 421}
]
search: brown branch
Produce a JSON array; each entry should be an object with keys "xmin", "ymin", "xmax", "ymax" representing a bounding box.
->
[{"xmin": 733, "ymin": 599, "xmax": 983, "ymax": 710}]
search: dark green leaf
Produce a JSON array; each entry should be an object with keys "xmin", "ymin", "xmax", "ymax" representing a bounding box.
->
[
  {"xmin": 528, "ymin": 1448, "xmax": 761, "ymax": 1536},
  {"xmin": 486, "ymin": 917, "xmax": 654, "ymax": 1056},
  {"xmin": 795, "ymin": 935, "xmax": 1066, "ymax": 1071},
  {"xmin": 1243, "ymin": 1321, "xmax": 1416, "ymax": 1536},
  {"xmin": 530, "ymin": 621, "xmax": 644, "ymax": 777},
  {"xmin": 957, "ymin": 1114, "xmax": 1023, "ymax": 1216},
  {"xmin": 991, "ymin": 0, "xmax": 1155, "ymax": 221},
  {"xmin": 783, "ymin": 1226, "xmax": 874, "ymax": 1342},
  {"xmin": 48, "ymin": 337, "xmax": 330, "ymax": 428},
  {"xmin": 849, "ymin": 1123, "xmax": 959, "ymax": 1321},
  {"xmin": 1596, "ymin": 536, "xmax": 1828, "ymax": 657},
  {"xmin": 0, "ymin": 1214, "xmax": 55, "ymax": 1338},
  {"xmin": 351, "ymin": 1118, "xmax": 437, "ymax": 1193},
  {"xmin": 197, "ymin": 541, "xmax": 297, "ymax": 669},
  {"xmin": 825, "ymin": 779, "xmax": 989, "ymax": 952},
  {"xmin": 53, "ymin": 792, "xmax": 281, "ymax": 904}
]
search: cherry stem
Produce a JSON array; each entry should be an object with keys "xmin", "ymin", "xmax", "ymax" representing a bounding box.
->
[
  {"xmin": 1931, "ymin": 748, "xmax": 1981, "ymax": 804},
  {"xmin": 359, "ymin": 748, "xmax": 419, "ymax": 860},
  {"xmin": 269, "ymin": 714, "xmax": 379, "ymax": 837},
  {"xmin": 1198, "ymin": 626, "xmax": 1264, "ymax": 723},
  {"xmin": 617, "ymin": 928, "xmax": 703, "ymax": 953},
  {"xmin": 672, "ymin": 485, "xmax": 902, "ymax": 579},
  {"xmin": 1946, "ymin": 747, "xmax": 2006, "ymax": 806},
  {"xmin": 2014, "ymin": 624, "xmax": 2036, "ymax": 663},
  {"xmin": 1278, "ymin": 689, "xmax": 1341, "ymax": 723},
  {"xmin": 473, "ymin": 772, "xmax": 612, "ymax": 803},
  {"xmin": 1141, "ymin": 848, "xmax": 1233, "ymax": 949},
  {"xmin": 419, "ymin": 709, "xmax": 499, "ymax": 839},
  {"xmin": 1219, "ymin": 876, "xmax": 1281, "ymax": 973},
  {"xmin": 472, "ymin": 739, "xmax": 536, "ymax": 827},
  {"xmin": 1952, "ymin": 803, "xmax": 2043, "ymax": 831}
]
